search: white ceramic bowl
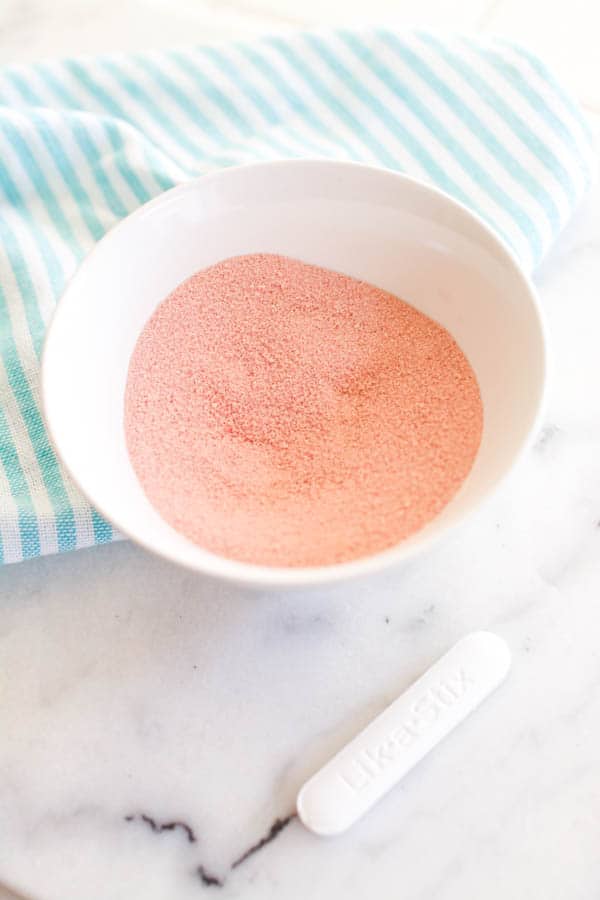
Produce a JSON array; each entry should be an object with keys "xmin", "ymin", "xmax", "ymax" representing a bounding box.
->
[{"xmin": 41, "ymin": 160, "xmax": 546, "ymax": 588}]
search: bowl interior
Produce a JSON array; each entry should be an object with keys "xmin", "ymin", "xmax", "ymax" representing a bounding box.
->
[{"xmin": 42, "ymin": 161, "xmax": 546, "ymax": 586}]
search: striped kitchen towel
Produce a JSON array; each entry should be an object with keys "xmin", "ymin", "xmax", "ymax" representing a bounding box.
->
[{"xmin": 0, "ymin": 29, "xmax": 596, "ymax": 565}]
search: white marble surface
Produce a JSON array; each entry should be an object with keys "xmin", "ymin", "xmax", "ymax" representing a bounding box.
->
[{"xmin": 1, "ymin": 3, "xmax": 600, "ymax": 899}]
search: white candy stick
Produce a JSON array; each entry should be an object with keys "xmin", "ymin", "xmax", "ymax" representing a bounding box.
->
[{"xmin": 297, "ymin": 631, "xmax": 511, "ymax": 836}]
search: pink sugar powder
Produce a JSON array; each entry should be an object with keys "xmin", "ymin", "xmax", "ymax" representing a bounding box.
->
[{"xmin": 124, "ymin": 254, "xmax": 483, "ymax": 567}]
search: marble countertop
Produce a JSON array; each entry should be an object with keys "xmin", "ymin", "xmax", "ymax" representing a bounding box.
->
[{"xmin": 1, "ymin": 2, "xmax": 600, "ymax": 899}]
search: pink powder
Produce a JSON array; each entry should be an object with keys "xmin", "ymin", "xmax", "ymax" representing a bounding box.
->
[{"xmin": 125, "ymin": 254, "xmax": 482, "ymax": 567}]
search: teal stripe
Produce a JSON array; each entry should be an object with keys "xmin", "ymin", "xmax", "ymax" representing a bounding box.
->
[
  {"xmin": 370, "ymin": 34, "xmax": 560, "ymax": 250},
  {"xmin": 455, "ymin": 40, "xmax": 579, "ymax": 200},
  {"xmin": 199, "ymin": 43, "xmax": 332, "ymax": 157},
  {"xmin": 6, "ymin": 69, "xmax": 130, "ymax": 219},
  {"xmin": 204, "ymin": 45, "xmax": 281, "ymax": 127},
  {"xmin": 21, "ymin": 514, "xmax": 42, "ymax": 559},
  {"xmin": 60, "ymin": 61, "xmax": 163, "ymax": 199},
  {"xmin": 497, "ymin": 39, "xmax": 594, "ymax": 145},
  {"xmin": 266, "ymin": 36, "xmax": 400, "ymax": 168},
  {"xmin": 64, "ymin": 60, "xmax": 141, "ymax": 126},
  {"xmin": 0, "ymin": 155, "xmax": 64, "ymax": 294},
  {"xmin": 131, "ymin": 144, "xmax": 176, "ymax": 193},
  {"xmin": 12, "ymin": 106, "xmax": 105, "ymax": 240},
  {"xmin": 310, "ymin": 33, "xmax": 475, "ymax": 190},
  {"xmin": 0, "ymin": 117, "xmax": 84, "ymax": 256},
  {"xmin": 0, "ymin": 216, "xmax": 48, "ymax": 354},
  {"xmin": 0, "ymin": 403, "xmax": 41, "ymax": 558},
  {"xmin": 199, "ymin": 44, "xmax": 322, "ymax": 157},
  {"xmin": 91, "ymin": 508, "xmax": 113, "ymax": 544},
  {"xmin": 100, "ymin": 116, "xmax": 171, "ymax": 196},
  {"xmin": 306, "ymin": 32, "xmax": 521, "ymax": 248},
  {"xmin": 0, "ymin": 281, "xmax": 77, "ymax": 553},
  {"xmin": 98, "ymin": 58, "xmax": 206, "ymax": 162},
  {"xmin": 173, "ymin": 49, "xmax": 332, "ymax": 160},
  {"xmin": 236, "ymin": 42, "xmax": 359, "ymax": 161},
  {"xmin": 141, "ymin": 56, "xmax": 294, "ymax": 171},
  {"xmin": 169, "ymin": 50, "xmax": 299, "ymax": 159},
  {"xmin": 61, "ymin": 116, "xmax": 131, "ymax": 217},
  {"xmin": 171, "ymin": 49, "xmax": 262, "ymax": 135},
  {"xmin": 412, "ymin": 32, "xmax": 566, "ymax": 229},
  {"xmin": 132, "ymin": 56, "xmax": 227, "ymax": 142},
  {"xmin": 55, "ymin": 509, "xmax": 78, "ymax": 551},
  {"xmin": 466, "ymin": 41, "xmax": 592, "ymax": 177},
  {"xmin": 131, "ymin": 55, "xmax": 273, "ymax": 165},
  {"xmin": 1, "ymin": 70, "xmax": 39, "ymax": 105}
]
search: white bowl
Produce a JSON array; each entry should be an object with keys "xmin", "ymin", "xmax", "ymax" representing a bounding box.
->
[{"xmin": 41, "ymin": 160, "xmax": 547, "ymax": 589}]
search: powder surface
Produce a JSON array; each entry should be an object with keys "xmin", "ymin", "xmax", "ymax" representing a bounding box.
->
[{"xmin": 125, "ymin": 254, "xmax": 482, "ymax": 567}]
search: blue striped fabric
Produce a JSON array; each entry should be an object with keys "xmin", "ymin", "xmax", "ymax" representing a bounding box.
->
[{"xmin": 0, "ymin": 29, "xmax": 595, "ymax": 565}]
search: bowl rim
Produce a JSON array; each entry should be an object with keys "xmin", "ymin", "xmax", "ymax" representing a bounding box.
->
[{"xmin": 41, "ymin": 158, "xmax": 548, "ymax": 588}]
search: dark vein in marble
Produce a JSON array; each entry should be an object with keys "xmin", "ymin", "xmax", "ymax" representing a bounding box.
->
[
  {"xmin": 231, "ymin": 814, "xmax": 296, "ymax": 869},
  {"xmin": 125, "ymin": 813, "xmax": 196, "ymax": 844},
  {"xmin": 196, "ymin": 865, "xmax": 223, "ymax": 887},
  {"xmin": 125, "ymin": 809, "xmax": 295, "ymax": 888}
]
